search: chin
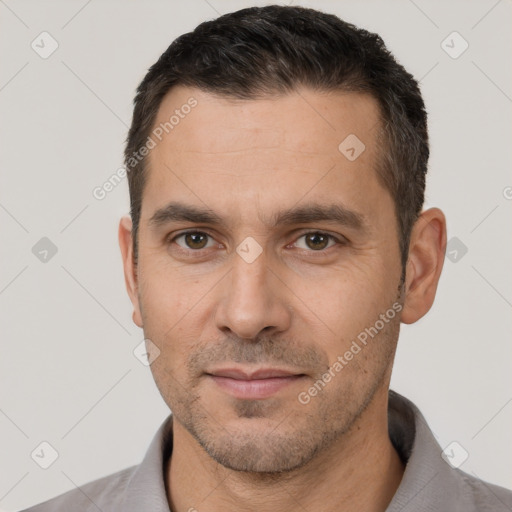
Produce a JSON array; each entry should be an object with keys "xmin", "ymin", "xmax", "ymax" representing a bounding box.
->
[
  {"xmin": 199, "ymin": 430, "xmax": 318, "ymax": 473},
  {"xmin": 185, "ymin": 406, "xmax": 334, "ymax": 474}
]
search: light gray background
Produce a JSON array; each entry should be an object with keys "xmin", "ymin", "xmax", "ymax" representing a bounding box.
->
[{"xmin": 1, "ymin": 0, "xmax": 511, "ymax": 510}]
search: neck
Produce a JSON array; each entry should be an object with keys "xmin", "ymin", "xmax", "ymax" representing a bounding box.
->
[{"xmin": 167, "ymin": 387, "xmax": 405, "ymax": 512}]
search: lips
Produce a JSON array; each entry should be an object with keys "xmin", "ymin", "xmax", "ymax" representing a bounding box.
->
[
  {"xmin": 209, "ymin": 368, "xmax": 300, "ymax": 380},
  {"xmin": 206, "ymin": 367, "xmax": 305, "ymax": 399}
]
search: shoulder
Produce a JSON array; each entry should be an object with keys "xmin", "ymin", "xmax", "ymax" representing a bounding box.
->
[
  {"xmin": 387, "ymin": 391, "xmax": 512, "ymax": 511},
  {"xmin": 457, "ymin": 470, "xmax": 512, "ymax": 511},
  {"xmin": 19, "ymin": 465, "xmax": 137, "ymax": 512}
]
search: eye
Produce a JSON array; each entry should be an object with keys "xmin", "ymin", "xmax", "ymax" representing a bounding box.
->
[
  {"xmin": 172, "ymin": 231, "xmax": 216, "ymax": 250},
  {"xmin": 168, "ymin": 230, "xmax": 345, "ymax": 255},
  {"xmin": 292, "ymin": 231, "xmax": 342, "ymax": 251}
]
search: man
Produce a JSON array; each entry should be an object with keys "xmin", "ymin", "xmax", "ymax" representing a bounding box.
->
[{"xmin": 22, "ymin": 4, "xmax": 512, "ymax": 512}]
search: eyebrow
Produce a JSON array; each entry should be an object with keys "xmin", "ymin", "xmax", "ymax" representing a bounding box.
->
[{"xmin": 148, "ymin": 201, "xmax": 368, "ymax": 232}]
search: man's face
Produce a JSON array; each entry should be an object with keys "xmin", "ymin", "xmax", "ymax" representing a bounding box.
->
[{"xmin": 128, "ymin": 86, "xmax": 404, "ymax": 472}]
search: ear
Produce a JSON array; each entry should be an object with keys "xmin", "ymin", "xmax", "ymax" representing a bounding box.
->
[
  {"xmin": 401, "ymin": 207, "xmax": 447, "ymax": 324},
  {"xmin": 118, "ymin": 215, "xmax": 143, "ymax": 328}
]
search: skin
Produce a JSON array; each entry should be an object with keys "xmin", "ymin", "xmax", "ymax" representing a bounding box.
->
[{"xmin": 119, "ymin": 85, "xmax": 447, "ymax": 512}]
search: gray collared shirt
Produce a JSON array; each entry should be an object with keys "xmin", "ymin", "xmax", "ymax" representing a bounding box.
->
[{"xmin": 21, "ymin": 390, "xmax": 512, "ymax": 511}]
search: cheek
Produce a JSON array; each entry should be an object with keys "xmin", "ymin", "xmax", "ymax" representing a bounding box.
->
[
  {"xmin": 291, "ymin": 258, "xmax": 400, "ymax": 363},
  {"xmin": 137, "ymin": 269, "xmax": 207, "ymax": 370},
  {"xmin": 294, "ymin": 256, "xmax": 390, "ymax": 321},
  {"xmin": 138, "ymin": 248, "xmax": 214, "ymax": 322}
]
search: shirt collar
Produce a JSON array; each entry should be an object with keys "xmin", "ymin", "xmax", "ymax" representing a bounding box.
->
[
  {"xmin": 122, "ymin": 412, "xmax": 174, "ymax": 511},
  {"xmin": 386, "ymin": 390, "xmax": 467, "ymax": 511}
]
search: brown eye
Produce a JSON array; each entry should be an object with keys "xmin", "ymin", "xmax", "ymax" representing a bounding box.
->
[
  {"xmin": 184, "ymin": 232, "xmax": 208, "ymax": 249},
  {"xmin": 294, "ymin": 231, "xmax": 341, "ymax": 252},
  {"xmin": 304, "ymin": 233, "xmax": 330, "ymax": 250},
  {"xmin": 174, "ymin": 231, "xmax": 213, "ymax": 250}
]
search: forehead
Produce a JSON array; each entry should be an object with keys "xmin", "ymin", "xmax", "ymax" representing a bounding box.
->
[
  {"xmin": 151, "ymin": 85, "xmax": 381, "ymax": 158},
  {"xmin": 142, "ymin": 85, "xmax": 391, "ymax": 230}
]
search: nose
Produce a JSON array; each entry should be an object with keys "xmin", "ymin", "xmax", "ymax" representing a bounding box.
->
[{"xmin": 214, "ymin": 246, "xmax": 292, "ymax": 340}]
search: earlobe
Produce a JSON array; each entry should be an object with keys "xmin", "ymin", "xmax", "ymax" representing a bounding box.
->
[
  {"xmin": 401, "ymin": 208, "xmax": 447, "ymax": 324},
  {"xmin": 118, "ymin": 215, "xmax": 143, "ymax": 328}
]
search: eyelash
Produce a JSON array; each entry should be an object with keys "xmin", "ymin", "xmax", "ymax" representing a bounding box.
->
[{"xmin": 167, "ymin": 229, "xmax": 346, "ymax": 256}]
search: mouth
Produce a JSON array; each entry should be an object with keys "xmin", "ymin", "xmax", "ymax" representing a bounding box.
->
[{"xmin": 205, "ymin": 367, "xmax": 307, "ymax": 400}]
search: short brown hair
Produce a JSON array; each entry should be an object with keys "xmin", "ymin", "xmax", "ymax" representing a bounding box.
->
[{"xmin": 125, "ymin": 5, "xmax": 429, "ymax": 278}]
